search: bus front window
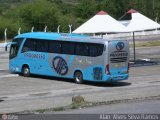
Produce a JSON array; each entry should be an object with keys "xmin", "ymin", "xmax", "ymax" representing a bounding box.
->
[
  {"xmin": 9, "ymin": 38, "xmax": 24, "ymax": 59},
  {"xmin": 9, "ymin": 44, "xmax": 19, "ymax": 59}
]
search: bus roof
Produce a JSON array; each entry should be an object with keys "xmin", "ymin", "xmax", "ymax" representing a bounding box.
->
[
  {"xmin": 14, "ymin": 32, "xmax": 123, "ymax": 44},
  {"xmin": 15, "ymin": 32, "xmax": 88, "ymax": 39}
]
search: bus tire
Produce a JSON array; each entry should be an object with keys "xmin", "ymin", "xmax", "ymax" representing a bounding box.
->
[
  {"xmin": 18, "ymin": 73, "xmax": 23, "ymax": 76},
  {"xmin": 74, "ymin": 71, "xmax": 83, "ymax": 84},
  {"xmin": 22, "ymin": 65, "xmax": 30, "ymax": 77}
]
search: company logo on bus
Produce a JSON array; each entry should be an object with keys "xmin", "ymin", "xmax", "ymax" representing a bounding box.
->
[
  {"xmin": 116, "ymin": 42, "xmax": 124, "ymax": 51},
  {"xmin": 110, "ymin": 51, "xmax": 128, "ymax": 57},
  {"xmin": 52, "ymin": 56, "xmax": 68, "ymax": 75}
]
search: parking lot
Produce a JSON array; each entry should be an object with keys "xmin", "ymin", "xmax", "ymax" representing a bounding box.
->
[{"xmin": 0, "ymin": 47, "xmax": 160, "ymax": 113}]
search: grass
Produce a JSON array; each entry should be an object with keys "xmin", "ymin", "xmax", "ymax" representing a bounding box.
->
[
  {"xmin": 53, "ymin": 107, "xmax": 65, "ymax": 111},
  {"xmin": 35, "ymin": 95, "xmax": 87, "ymax": 113},
  {"xmin": 36, "ymin": 109, "xmax": 46, "ymax": 113},
  {"xmin": 70, "ymin": 95, "xmax": 86, "ymax": 109},
  {"xmin": 130, "ymin": 41, "xmax": 160, "ymax": 47}
]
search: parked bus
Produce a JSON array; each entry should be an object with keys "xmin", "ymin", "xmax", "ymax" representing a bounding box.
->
[{"xmin": 7, "ymin": 32, "xmax": 129, "ymax": 84}]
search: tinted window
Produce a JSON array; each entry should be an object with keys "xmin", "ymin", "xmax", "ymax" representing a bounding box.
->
[
  {"xmin": 30, "ymin": 40, "xmax": 37, "ymax": 51},
  {"xmin": 62, "ymin": 42, "xmax": 75, "ymax": 55},
  {"xmin": 89, "ymin": 44, "xmax": 104, "ymax": 57},
  {"xmin": 22, "ymin": 39, "xmax": 36, "ymax": 52},
  {"xmin": 37, "ymin": 40, "xmax": 48, "ymax": 52},
  {"xmin": 12, "ymin": 38, "xmax": 23, "ymax": 46},
  {"xmin": 89, "ymin": 44, "xmax": 97, "ymax": 57},
  {"xmin": 22, "ymin": 38, "xmax": 104, "ymax": 56},
  {"xmin": 10, "ymin": 44, "xmax": 19, "ymax": 59},
  {"xmin": 48, "ymin": 41, "xmax": 61, "ymax": 53},
  {"xmin": 75, "ymin": 43, "xmax": 88, "ymax": 56},
  {"xmin": 96, "ymin": 44, "xmax": 104, "ymax": 56},
  {"xmin": 10, "ymin": 38, "xmax": 24, "ymax": 57},
  {"xmin": 22, "ymin": 39, "xmax": 29, "ymax": 52}
]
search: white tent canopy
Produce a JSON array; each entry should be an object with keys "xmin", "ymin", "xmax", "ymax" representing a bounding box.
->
[
  {"xmin": 73, "ymin": 11, "xmax": 127, "ymax": 34},
  {"xmin": 119, "ymin": 9, "xmax": 160, "ymax": 62},
  {"xmin": 119, "ymin": 9, "xmax": 160, "ymax": 31}
]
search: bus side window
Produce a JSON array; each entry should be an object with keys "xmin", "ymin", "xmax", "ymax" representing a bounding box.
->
[
  {"xmin": 62, "ymin": 42, "xmax": 75, "ymax": 55},
  {"xmin": 76, "ymin": 43, "xmax": 88, "ymax": 56},
  {"xmin": 96, "ymin": 44, "xmax": 104, "ymax": 56},
  {"xmin": 37, "ymin": 40, "xmax": 48, "ymax": 52},
  {"xmin": 30, "ymin": 40, "xmax": 36, "ymax": 51},
  {"xmin": 48, "ymin": 41, "xmax": 61, "ymax": 53},
  {"xmin": 89, "ymin": 44, "xmax": 104, "ymax": 57},
  {"xmin": 22, "ymin": 40, "xmax": 30, "ymax": 53},
  {"xmin": 22, "ymin": 39, "xmax": 37, "ymax": 52},
  {"xmin": 89, "ymin": 44, "xmax": 97, "ymax": 57}
]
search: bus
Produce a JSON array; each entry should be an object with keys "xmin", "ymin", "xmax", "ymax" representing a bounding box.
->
[{"xmin": 7, "ymin": 32, "xmax": 129, "ymax": 84}]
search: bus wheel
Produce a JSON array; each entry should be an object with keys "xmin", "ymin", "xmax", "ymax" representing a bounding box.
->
[
  {"xmin": 22, "ymin": 66, "xmax": 30, "ymax": 77},
  {"xmin": 74, "ymin": 71, "xmax": 83, "ymax": 84}
]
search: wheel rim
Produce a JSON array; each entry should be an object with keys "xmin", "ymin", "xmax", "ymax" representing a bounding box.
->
[
  {"xmin": 24, "ymin": 68, "xmax": 29, "ymax": 75},
  {"xmin": 76, "ymin": 73, "xmax": 81, "ymax": 82}
]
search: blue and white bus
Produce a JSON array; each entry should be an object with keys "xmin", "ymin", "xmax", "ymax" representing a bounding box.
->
[{"xmin": 7, "ymin": 32, "xmax": 129, "ymax": 84}]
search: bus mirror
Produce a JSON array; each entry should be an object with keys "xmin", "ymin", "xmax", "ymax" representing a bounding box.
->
[
  {"xmin": 5, "ymin": 46, "xmax": 7, "ymax": 51},
  {"xmin": 4, "ymin": 42, "xmax": 16, "ymax": 52}
]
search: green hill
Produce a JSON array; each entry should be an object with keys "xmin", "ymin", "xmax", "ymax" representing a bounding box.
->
[{"xmin": 0, "ymin": 0, "xmax": 77, "ymax": 9}]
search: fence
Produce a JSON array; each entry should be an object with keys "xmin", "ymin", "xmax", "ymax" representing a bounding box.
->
[{"xmin": 103, "ymin": 30, "xmax": 160, "ymax": 40}]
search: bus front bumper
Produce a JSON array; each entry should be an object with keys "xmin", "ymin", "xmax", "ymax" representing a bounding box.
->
[{"xmin": 9, "ymin": 64, "xmax": 20, "ymax": 73}]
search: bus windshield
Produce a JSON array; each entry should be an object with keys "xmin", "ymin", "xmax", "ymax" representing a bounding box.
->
[
  {"xmin": 10, "ymin": 44, "xmax": 19, "ymax": 59},
  {"xmin": 9, "ymin": 38, "xmax": 24, "ymax": 59}
]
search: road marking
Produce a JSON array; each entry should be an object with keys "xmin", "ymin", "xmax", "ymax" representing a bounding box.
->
[{"xmin": 0, "ymin": 74, "xmax": 18, "ymax": 78}]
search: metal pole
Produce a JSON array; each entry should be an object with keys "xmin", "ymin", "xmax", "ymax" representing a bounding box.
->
[
  {"xmin": 57, "ymin": 25, "xmax": 60, "ymax": 33},
  {"xmin": 31, "ymin": 26, "xmax": 34, "ymax": 32},
  {"xmin": 68, "ymin": 24, "xmax": 72, "ymax": 34},
  {"xmin": 44, "ymin": 26, "xmax": 47, "ymax": 32},
  {"xmin": 133, "ymin": 32, "xmax": 136, "ymax": 62},
  {"xmin": 4, "ymin": 28, "xmax": 7, "ymax": 43},
  {"xmin": 18, "ymin": 27, "xmax": 21, "ymax": 35}
]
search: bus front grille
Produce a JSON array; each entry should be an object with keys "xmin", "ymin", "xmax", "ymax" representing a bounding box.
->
[
  {"xmin": 93, "ymin": 67, "xmax": 102, "ymax": 80},
  {"xmin": 110, "ymin": 57, "xmax": 127, "ymax": 63}
]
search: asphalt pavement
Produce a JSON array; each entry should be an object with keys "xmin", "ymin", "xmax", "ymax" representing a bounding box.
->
[{"xmin": 56, "ymin": 100, "xmax": 160, "ymax": 114}]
